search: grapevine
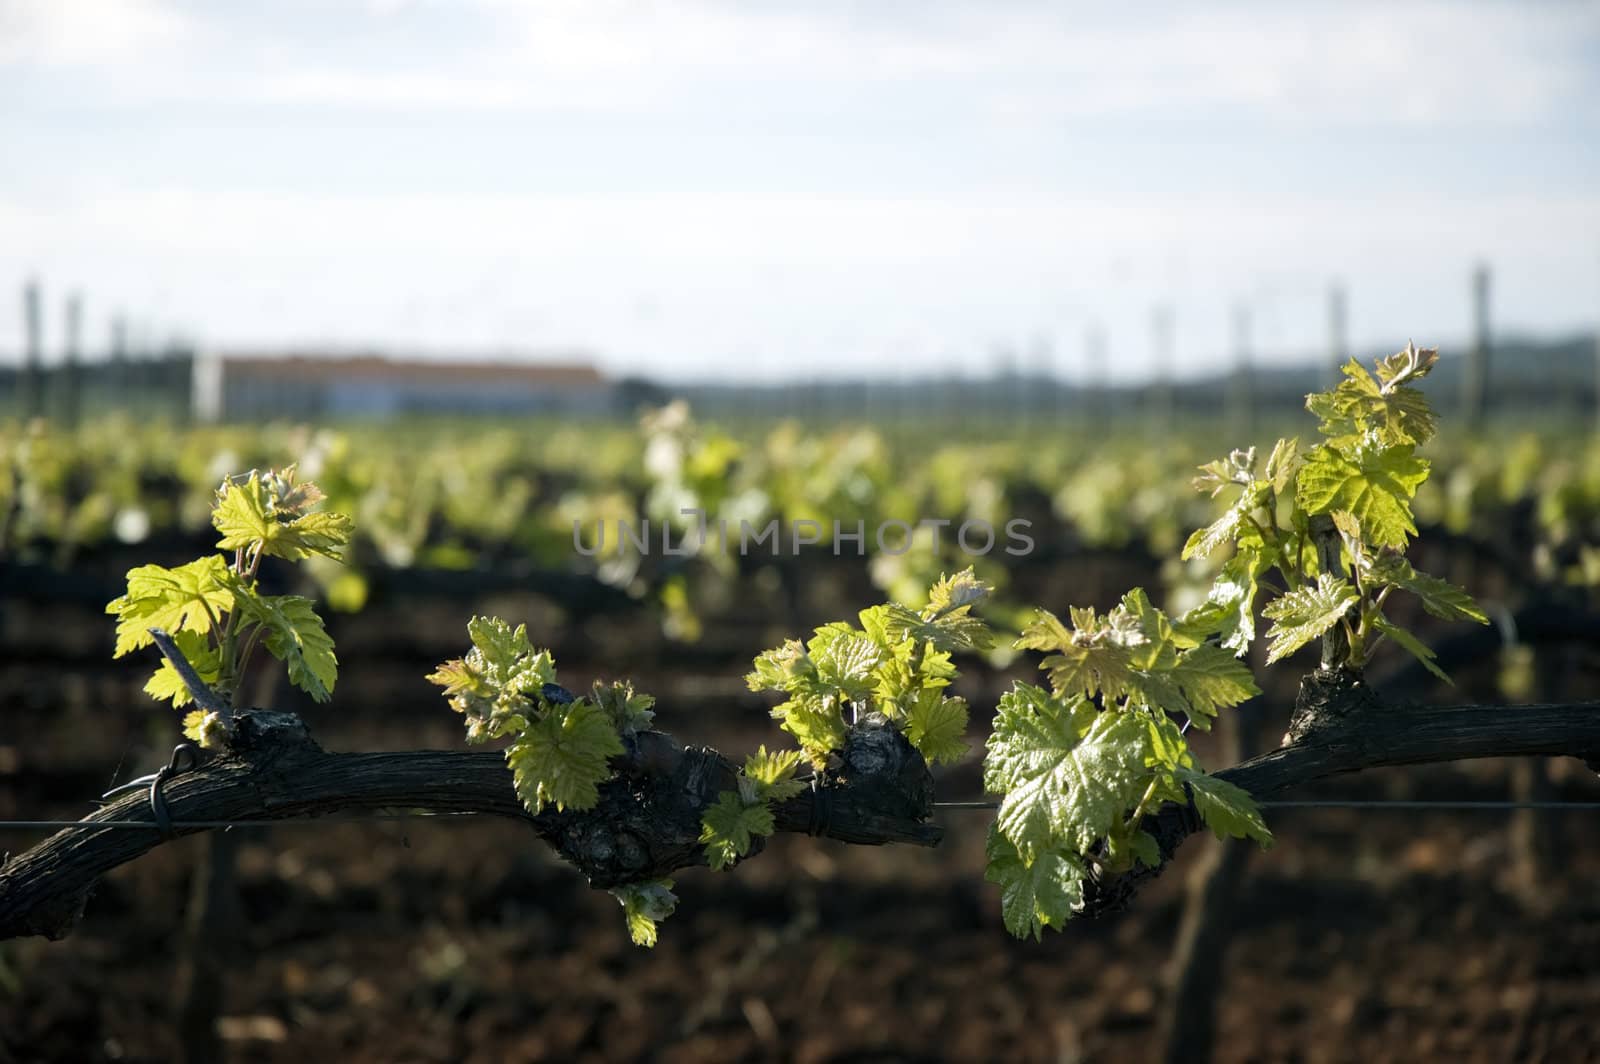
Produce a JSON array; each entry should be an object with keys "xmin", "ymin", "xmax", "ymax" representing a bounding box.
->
[
  {"xmin": 2, "ymin": 340, "xmax": 1544, "ymax": 955},
  {"xmin": 406, "ymin": 341, "xmax": 1487, "ymax": 945}
]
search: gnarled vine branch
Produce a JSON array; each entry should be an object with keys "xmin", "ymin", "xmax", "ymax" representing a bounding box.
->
[
  {"xmin": 1080, "ymin": 671, "xmax": 1600, "ymax": 915},
  {"xmin": 3, "ymin": 677, "xmax": 1598, "ymax": 941},
  {"xmin": 0, "ymin": 708, "xmax": 939, "ymax": 941}
]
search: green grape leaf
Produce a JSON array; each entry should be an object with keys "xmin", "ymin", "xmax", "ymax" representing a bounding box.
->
[
  {"xmin": 230, "ymin": 588, "xmax": 338, "ymax": 702},
  {"xmin": 1306, "ymin": 348, "xmax": 1438, "ymax": 447},
  {"xmin": 1261, "ymin": 573, "xmax": 1361, "ymax": 664},
  {"xmin": 428, "ymin": 617, "xmax": 557, "ymax": 742},
  {"xmin": 746, "ymin": 639, "xmax": 819, "ymax": 695},
  {"xmin": 1144, "ymin": 712, "xmax": 1195, "ymax": 772},
  {"xmin": 1168, "ymin": 643, "xmax": 1260, "ymax": 720},
  {"xmin": 1365, "ymin": 555, "xmax": 1488, "ymax": 624},
  {"xmin": 983, "ymin": 826, "xmax": 1087, "ymax": 941},
  {"xmin": 743, "ymin": 745, "xmax": 806, "ymax": 802},
  {"xmin": 985, "ymin": 683, "xmax": 1151, "ymax": 859},
  {"xmin": 878, "ymin": 602, "xmax": 993, "ymax": 653},
  {"xmin": 771, "ymin": 695, "xmax": 849, "ymax": 766},
  {"xmin": 504, "ymin": 699, "xmax": 624, "ymax": 814},
  {"xmin": 1372, "ymin": 616, "xmax": 1452, "ymax": 684},
  {"xmin": 1179, "ymin": 768, "xmax": 1273, "ymax": 846},
  {"xmin": 466, "ymin": 616, "xmax": 552, "ymax": 692},
  {"xmin": 927, "ymin": 567, "xmax": 993, "ymax": 614},
  {"xmin": 699, "ymin": 791, "xmax": 775, "ymax": 871},
  {"xmin": 1265, "ymin": 437, "xmax": 1301, "ymax": 495},
  {"xmin": 589, "ymin": 680, "xmax": 657, "ymax": 734},
  {"xmin": 213, "ymin": 472, "xmax": 354, "ymax": 562},
  {"xmin": 1296, "ymin": 443, "xmax": 1429, "ymax": 548},
  {"xmin": 1129, "ymin": 829, "xmax": 1162, "ymax": 870},
  {"xmin": 611, "ymin": 879, "xmax": 678, "ymax": 948},
  {"xmin": 1182, "ymin": 481, "xmax": 1269, "ymax": 561},
  {"xmin": 181, "ymin": 709, "xmax": 229, "ymax": 747},
  {"xmin": 807, "ymin": 623, "xmax": 883, "ymax": 703},
  {"xmin": 1117, "ymin": 588, "xmax": 1178, "ymax": 671},
  {"xmin": 1173, "ymin": 548, "xmax": 1259, "ymax": 656},
  {"xmin": 106, "ymin": 556, "xmax": 234, "ymax": 658},
  {"xmin": 144, "ymin": 628, "xmax": 222, "ymax": 709},
  {"xmin": 1331, "ymin": 509, "xmax": 1368, "ymax": 572},
  {"xmin": 903, "ymin": 689, "xmax": 969, "ymax": 765},
  {"xmin": 210, "ymin": 475, "xmax": 273, "ymax": 548},
  {"xmin": 857, "ymin": 604, "xmax": 898, "ymax": 647},
  {"xmin": 1013, "ymin": 608, "xmax": 1073, "ymax": 654},
  {"xmin": 1192, "ymin": 447, "xmax": 1257, "ymax": 497},
  {"xmin": 1015, "ymin": 608, "xmax": 1140, "ymax": 702},
  {"xmin": 426, "ymin": 656, "xmax": 519, "ymax": 742},
  {"xmin": 259, "ymin": 464, "xmax": 326, "ymax": 518},
  {"xmin": 1372, "ymin": 341, "xmax": 1439, "ymax": 388}
]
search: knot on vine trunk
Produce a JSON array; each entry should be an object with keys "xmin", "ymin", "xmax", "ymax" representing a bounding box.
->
[
  {"xmin": 532, "ymin": 730, "xmax": 737, "ymax": 889},
  {"xmin": 1284, "ymin": 668, "xmax": 1382, "ymax": 748},
  {"xmin": 531, "ymin": 716, "xmax": 939, "ymax": 888},
  {"xmin": 825, "ymin": 713, "xmax": 935, "ymax": 823},
  {"xmin": 227, "ymin": 710, "xmax": 318, "ymax": 756}
]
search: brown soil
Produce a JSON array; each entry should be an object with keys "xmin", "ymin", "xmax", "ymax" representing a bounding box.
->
[{"xmin": 3, "ymin": 580, "xmax": 1598, "ymax": 1064}]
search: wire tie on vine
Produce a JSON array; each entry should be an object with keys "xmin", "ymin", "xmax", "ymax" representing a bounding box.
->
[
  {"xmin": 98, "ymin": 743, "xmax": 202, "ymax": 840},
  {"xmin": 149, "ymin": 743, "xmax": 200, "ymax": 840}
]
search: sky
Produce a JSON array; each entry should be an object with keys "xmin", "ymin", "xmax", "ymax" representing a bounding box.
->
[{"xmin": 1, "ymin": 0, "xmax": 1598, "ymax": 383}]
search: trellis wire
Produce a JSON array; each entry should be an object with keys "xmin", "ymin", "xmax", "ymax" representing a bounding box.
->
[
  {"xmin": 931, "ymin": 800, "xmax": 1600, "ymax": 812},
  {"xmin": 3, "ymin": 799, "xmax": 1600, "ymax": 833}
]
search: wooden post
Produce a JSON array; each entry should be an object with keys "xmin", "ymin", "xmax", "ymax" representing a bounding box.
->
[
  {"xmin": 1029, "ymin": 332, "xmax": 1054, "ymax": 426},
  {"xmin": 21, "ymin": 279, "xmax": 43, "ymax": 419},
  {"xmin": 1084, "ymin": 322, "xmax": 1107, "ymax": 426},
  {"xmin": 993, "ymin": 342, "xmax": 1021, "ymax": 432},
  {"xmin": 1328, "ymin": 281, "xmax": 1348, "ymax": 383},
  {"xmin": 1227, "ymin": 303, "xmax": 1253, "ymax": 438},
  {"xmin": 62, "ymin": 291, "xmax": 82, "ymax": 428},
  {"xmin": 1149, "ymin": 306, "xmax": 1175, "ymax": 424},
  {"xmin": 110, "ymin": 315, "xmax": 129, "ymax": 409},
  {"xmin": 1461, "ymin": 264, "xmax": 1490, "ymax": 428}
]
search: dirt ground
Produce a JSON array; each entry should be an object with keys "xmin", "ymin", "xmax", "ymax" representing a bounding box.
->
[{"xmin": 3, "ymin": 565, "xmax": 1599, "ymax": 1063}]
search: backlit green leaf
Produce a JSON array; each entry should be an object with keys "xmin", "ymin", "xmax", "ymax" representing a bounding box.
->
[
  {"xmin": 903, "ymin": 689, "xmax": 969, "ymax": 765},
  {"xmin": 699, "ymin": 791, "xmax": 775, "ymax": 870},
  {"xmin": 1262, "ymin": 572, "xmax": 1360, "ymax": 664},
  {"xmin": 1179, "ymin": 768, "xmax": 1273, "ymax": 846},
  {"xmin": 1365, "ymin": 555, "xmax": 1488, "ymax": 624},
  {"xmin": 505, "ymin": 699, "xmax": 624, "ymax": 814},
  {"xmin": 213, "ymin": 471, "xmax": 354, "ymax": 562},
  {"xmin": 230, "ymin": 588, "xmax": 338, "ymax": 702},
  {"xmin": 107, "ymin": 555, "xmax": 233, "ymax": 658},
  {"xmin": 1296, "ymin": 443, "xmax": 1429, "ymax": 548},
  {"xmin": 984, "ymin": 826, "xmax": 1087, "ymax": 941},
  {"xmin": 986, "ymin": 683, "xmax": 1150, "ymax": 859},
  {"xmin": 611, "ymin": 879, "xmax": 677, "ymax": 948}
]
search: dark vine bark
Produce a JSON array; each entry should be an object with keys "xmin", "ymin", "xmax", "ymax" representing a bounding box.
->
[
  {"xmin": 1078, "ymin": 673, "xmax": 1600, "ymax": 917},
  {"xmin": 2, "ymin": 686, "xmax": 1598, "ymax": 942},
  {"xmin": 0, "ymin": 710, "xmax": 940, "ymax": 941}
]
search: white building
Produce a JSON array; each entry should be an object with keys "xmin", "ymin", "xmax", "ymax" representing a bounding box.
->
[{"xmin": 192, "ymin": 352, "xmax": 612, "ymax": 421}]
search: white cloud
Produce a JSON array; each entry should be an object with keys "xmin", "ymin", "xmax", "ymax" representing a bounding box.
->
[
  {"xmin": 204, "ymin": 1, "xmax": 1600, "ymax": 125},
  {"xmin": 460, "ymin": 0, "xmax": 1598, "ymax": 125},
  {"xmin": 0, "ymin": 0, "xmax": 191, "ymax": 67}
]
